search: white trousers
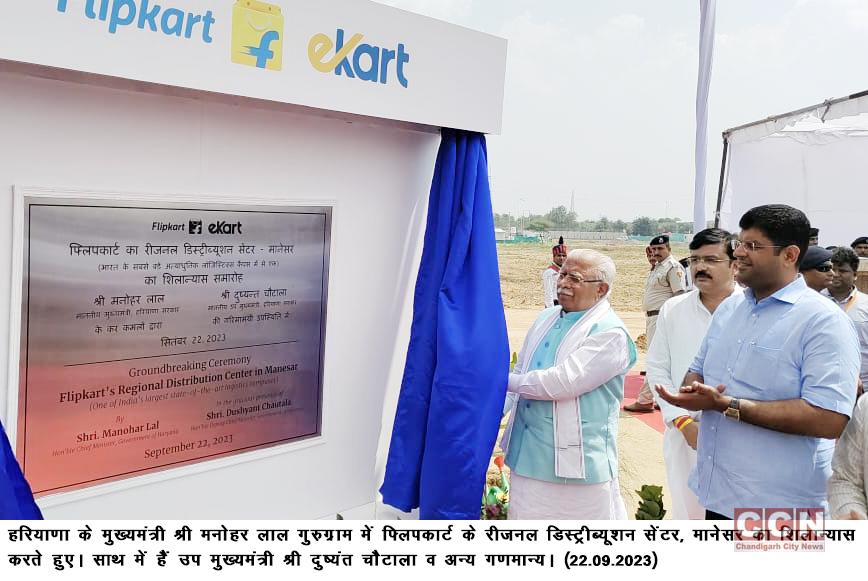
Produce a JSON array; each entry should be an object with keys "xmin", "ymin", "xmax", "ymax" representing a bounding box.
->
[
  {"xmin": 662, "ymin": 427, "xmax": 704, "ymax": 519},
  {"xmin": 509, "ymin": 475, "xmax": 628, "ymax": 520},
  {"xmin": 636, "ymin": 314, "xmax": 658, "ymax": 404}
]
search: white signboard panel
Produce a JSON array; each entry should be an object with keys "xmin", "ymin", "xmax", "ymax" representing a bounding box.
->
[{"xmin": 0, "ymin": 0, "xmax": 507, "ymax": 133}]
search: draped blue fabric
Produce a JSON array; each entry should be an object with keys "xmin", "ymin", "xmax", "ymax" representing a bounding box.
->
[
  {"xmin": 380, "ymin": 129, "xmax": 509, "ymax": 519},
  {"xmin": 0, "ymin": 421, "xmax": 42, "ymax": 519}
]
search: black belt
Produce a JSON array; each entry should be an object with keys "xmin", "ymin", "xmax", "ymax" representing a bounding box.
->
[{"xmin": 646, "ymin": 310, "xmax": 659, "ymax": 317}]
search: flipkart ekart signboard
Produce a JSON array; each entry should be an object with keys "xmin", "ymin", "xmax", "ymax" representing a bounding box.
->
[{"xmin": 0, "ymin": 0, "xmax": 506, "ymax": 133}]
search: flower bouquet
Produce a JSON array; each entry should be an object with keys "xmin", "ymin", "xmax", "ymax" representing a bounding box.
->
[{"xmin": 482, "ymin": 455, "xmax": 509, "ymax": 520}]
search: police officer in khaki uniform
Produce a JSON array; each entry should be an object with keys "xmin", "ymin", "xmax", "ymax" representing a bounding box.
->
[{"xmin": 624, "ymin": 234, "xmax": 689, "ymax": 413}]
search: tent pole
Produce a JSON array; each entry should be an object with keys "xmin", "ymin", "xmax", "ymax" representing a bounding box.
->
[{"xmin": 713, "ymin": 133, "xmax": 729, "ymax": 228}]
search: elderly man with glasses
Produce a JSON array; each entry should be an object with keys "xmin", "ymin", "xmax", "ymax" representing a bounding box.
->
[
  {"xmin": 658, "ymin": 205, "xmax": 859, "ymax": 519},
  {"xmin": 502, "ymin": 249, "xmax": 637, "ymax": 519}
]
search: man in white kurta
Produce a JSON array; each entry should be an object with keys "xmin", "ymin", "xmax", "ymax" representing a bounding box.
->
[
  {"xmin": 647, "ymin": 229, "xmax": 740, "ymax": 520},
  {"xmin": 829, "ymin": 393, "xmax": 868, "ymax": 519},
  {"xmin": 503, "ymin": 249, "xmax": 637, "ymax": 519}
]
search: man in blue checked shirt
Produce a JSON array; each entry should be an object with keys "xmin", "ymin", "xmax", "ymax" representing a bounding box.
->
[{"xmin": 657, "ymin": 204, "xmax": 859, "ymax": 519}]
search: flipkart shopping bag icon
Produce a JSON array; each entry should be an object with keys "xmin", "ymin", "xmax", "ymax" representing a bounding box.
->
[{"xmin": 231, "ymin": 0, "xmax": 284, "ymax": 71}]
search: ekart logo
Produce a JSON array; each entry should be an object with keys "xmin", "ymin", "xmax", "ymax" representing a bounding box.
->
[
  {"xmin": 308, "ymin": 29, "xmax": 411, "ymax": 88},
  {"xmin": 55, "ymin": 1, "xmax": 411, "ymax": 86},
  {"xmin": 194, "ymin": 220, "xmax": 243, "ymax": 235},
  {"xmin": 150, "ymin": 220, "xmax": 241, "ymax": 234}
]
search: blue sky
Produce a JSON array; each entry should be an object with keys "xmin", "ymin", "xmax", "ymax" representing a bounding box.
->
[{"xmin": 376, "ymin": 0, "xmax": 868, "ymax": 222}]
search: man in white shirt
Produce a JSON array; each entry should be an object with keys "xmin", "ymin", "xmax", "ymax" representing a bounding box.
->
[
  {"xmin": 543, "ymin": 237, "xmax": 567, "ymax": 308},
  {"xmin": 829, "ymin": 393, "xmax": 868, "ymax": 519},
  {"xmin": 647, "ymin": 228, "xmax": 740, "ymax": 519}
]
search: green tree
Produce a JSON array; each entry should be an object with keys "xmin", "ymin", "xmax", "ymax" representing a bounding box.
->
[
  {"xmin": 544, "ymin": 206, "xmax": 577, "ymax": 229},
  {"xmin": 526, "ymin": 219, "xmax": 552, "ymax": 232},
  {"xmin": 494, "ymin": 213, "xmax": 517, "ymax": 229},
  {"xmin": 630, "ymin": 217, "xmax": 654, "ymax": 236},
  {"xmin": 656, "ymin": 219, "xmax": 679, "ymax": 235}
]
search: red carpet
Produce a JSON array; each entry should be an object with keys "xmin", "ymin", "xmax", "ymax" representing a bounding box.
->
[{"xmin": 622, "ymin": 372, "xmax": 665, "ymax": 434}]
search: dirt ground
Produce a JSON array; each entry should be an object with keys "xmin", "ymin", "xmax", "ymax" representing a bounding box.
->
[
  {"xmin": 497, "ymin": 240, "xmax": 691, "ymax": 519},
  {"xmin": 498, "ymin": 239, "xmax": 689, "ymax": 313}
]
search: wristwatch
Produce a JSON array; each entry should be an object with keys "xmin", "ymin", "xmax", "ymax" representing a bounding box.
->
[{"xmin": 724, "ymin": 398, "xmax": 740, "ymax": 421}]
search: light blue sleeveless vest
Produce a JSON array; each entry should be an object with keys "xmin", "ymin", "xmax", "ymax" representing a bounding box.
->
[{"xmin": 505, "ymin": 309, "xmax": 637, "ymax": 484}]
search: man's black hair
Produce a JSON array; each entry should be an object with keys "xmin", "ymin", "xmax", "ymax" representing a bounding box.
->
[
  {"xmin": 831, "ymin": 247, "xmax": 860, "ymax": 272},
  {"xmin": 690, "ymin": 228, "xmax": 735, "ymax": 260},
  {"xmin": 738, "ymin": 204, "xmax": 810, "ymax": 266}
]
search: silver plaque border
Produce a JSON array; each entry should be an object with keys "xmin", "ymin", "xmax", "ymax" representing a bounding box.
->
[{"xmin": 6, "ymin": 186, "xmax": 333, "ymax": 506}]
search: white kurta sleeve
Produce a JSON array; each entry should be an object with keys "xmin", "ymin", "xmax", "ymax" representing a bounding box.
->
[
  {"xmin": 543, "ymin": 269, "xmax": 557, "ymax": 308},
  {"xmin": 829, "ymin": 395, "xmax": 868, "ymax": 519},
  {"xmin": 646, "ymin": 305, "xmax": 692, "ymax": 426},
  {"xmin": 507, "ymin": 329, "xmax": 630, "ymax": 401},
  {"xmin": 855, "ymin": 318, "xmax": 868, "ymax": 383}
]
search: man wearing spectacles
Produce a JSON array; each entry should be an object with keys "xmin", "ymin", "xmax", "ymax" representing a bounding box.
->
[
  {"xmin": 624, "ymin": 234, "xmax": 689, "ymax": 413},
  {"xmin": 646, "ymin": 228, "xmax": 741, "ymax": 520},
  {"xmin": 502, "ymin": 249, "xmax": 637, "ymax": 519},
  {"xmin": 799, "ymin": 246, "xmax": 834, "ymax": 293},
  {"xmin": 657, "ymin": 204, "xmax": 859, "ymax": 519}
]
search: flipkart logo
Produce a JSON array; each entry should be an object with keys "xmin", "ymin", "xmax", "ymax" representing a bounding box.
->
[
  {"xmin": 231, "ymin": 0, "xmax": 283, "ymax": 71},
  {"xmin": 308, "ymin": 29, "xmax": 410, "ymax": 88}
]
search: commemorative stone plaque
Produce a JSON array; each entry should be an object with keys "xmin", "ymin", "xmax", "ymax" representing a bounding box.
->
[{"xmin": 17, "ymin": 198, "xmax": 330, "ymax": 495}]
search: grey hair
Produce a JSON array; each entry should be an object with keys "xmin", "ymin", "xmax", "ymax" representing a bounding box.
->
[{"xmin": 565, "ymin": 248, "xmax": 616, "ymax": 292}]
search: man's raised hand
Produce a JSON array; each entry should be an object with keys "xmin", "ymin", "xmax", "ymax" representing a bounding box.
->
[{"xmin": 654, "ymin": 382, "xmax": 727, "ymax": 412}]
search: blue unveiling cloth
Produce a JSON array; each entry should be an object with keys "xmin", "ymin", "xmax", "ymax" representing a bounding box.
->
[
  {"xmin": 0, "ymin": 420, "xmax": 42, "ymax": 519},
  {"xmin": 379, "ymin": 129, "xmax": 509, "ymax": 519},
  {"xmin": 688, "ymin": 276, "xmax": 859, "ymax": 517}
]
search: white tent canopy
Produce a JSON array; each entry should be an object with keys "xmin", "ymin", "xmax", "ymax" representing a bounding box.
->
[{"xmin": 716, "ymin": 90, "xmax": 868, "ymax": 247}]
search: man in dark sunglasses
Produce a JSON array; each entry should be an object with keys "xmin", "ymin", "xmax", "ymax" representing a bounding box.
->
[{"xmin": 799, "ymin": 246, "xmax": 834, "ymax": 292}]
